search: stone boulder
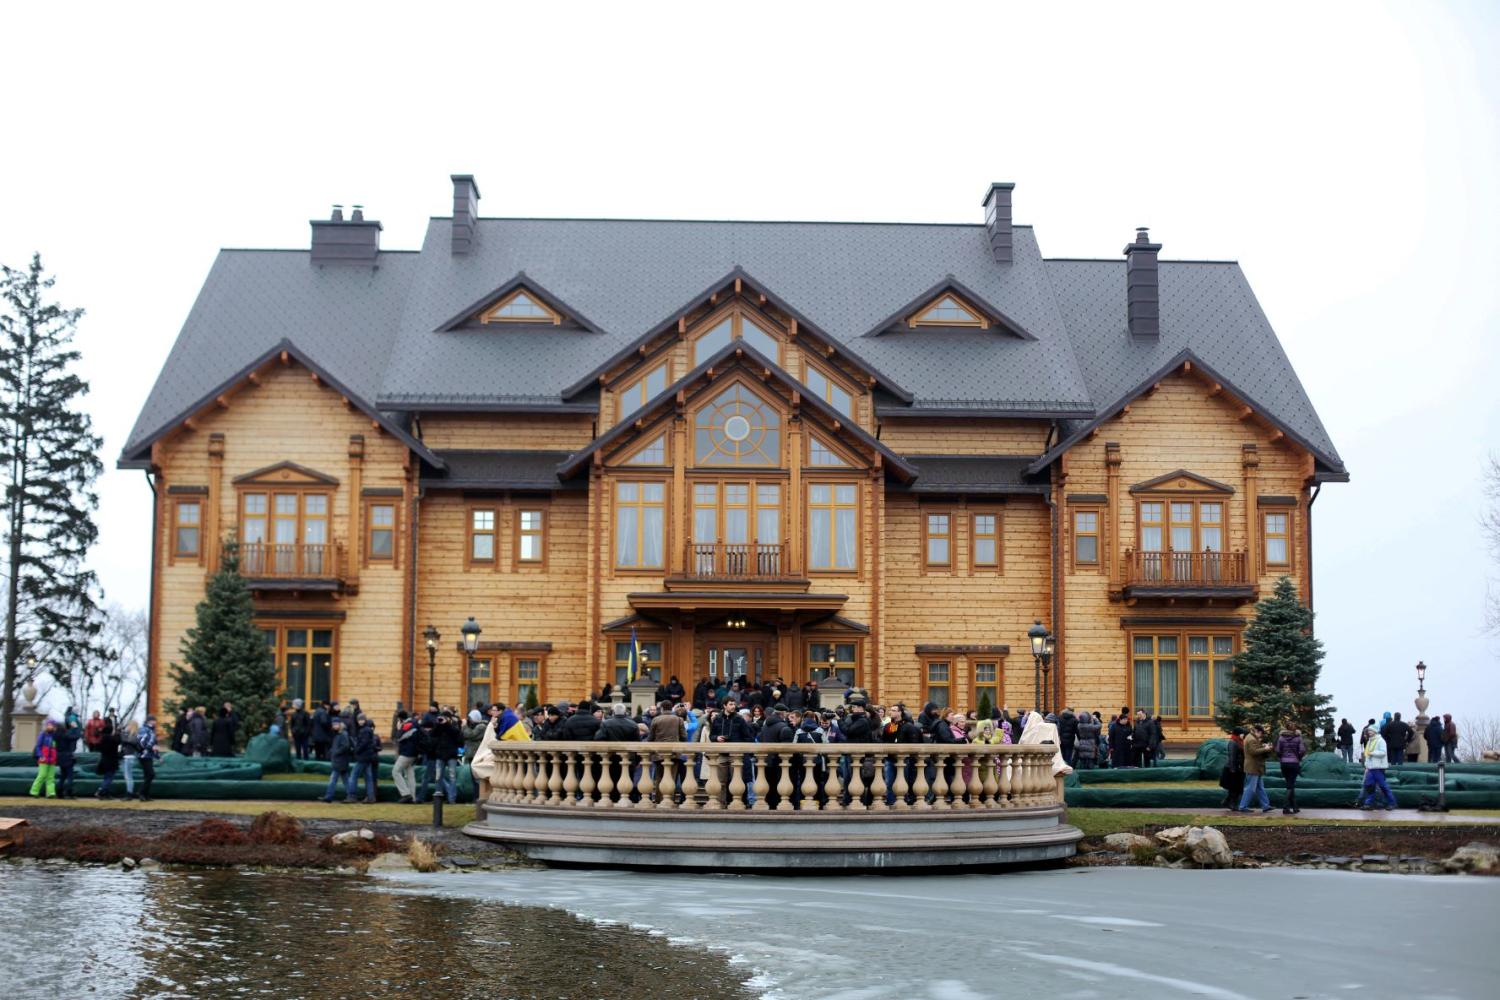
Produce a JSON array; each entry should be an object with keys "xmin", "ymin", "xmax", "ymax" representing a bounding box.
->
[
  {"xmin": 330, "ymin": 828, "xmax": 377, "ymax": 847},
  {"xmin": 1103, "ymin": 833, "xmax": 1156, "ymax": 852},
  {"xmin": 1186, "ymin": 826, "xmax": 1233, "ymax": 868},
  {"xmin": 1442, "ymin": 842, "xmax": 1499, "ymax": 874},
  {"xmin": 365, "ymin": 852, "xmax": 415, "ymax": 873},
  {"xmin": 1154, "ymin": 826, "xmax": 1190, "ymax": 849}
]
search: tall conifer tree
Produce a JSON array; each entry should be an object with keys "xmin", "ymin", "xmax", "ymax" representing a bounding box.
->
[
  {"xmin": 1, "ymin": 255, "xmax": 104, "ymax": 750},
  {"xmin": 168, "ymin": 542, "xmax": 280, "ymax": 750},
  {"xmin": 1215, "ymin": 576, "xmax": 1336, "ymax": 746}
]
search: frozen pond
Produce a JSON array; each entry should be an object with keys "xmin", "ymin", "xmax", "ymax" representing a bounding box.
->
[{"xmin": 379, "ymin": 865, "xmax": 1500, "ymax": 999}]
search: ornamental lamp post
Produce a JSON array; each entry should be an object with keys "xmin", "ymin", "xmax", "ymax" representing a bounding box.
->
[
  {"xmin": 1413, "ymin": 660, "xmax": 1432, "ymax": 763},
  {"xmin": 461, "ymin": 617, "xmax": 483, "ymax": 656},
  {"xmin": 423, "ymin": 625, "xmax": 440, "ymax": 705},
  {"xmin": 1028, "ymin": 620, "xmax": 1050, "ymax": 716},
  {"xmin": 1043, "ymin": 633, "xmax": 1056, "ymax": 716},
  {"xmin": 827, "ymin": 646, "xmax": 838, "ymax": 684}
]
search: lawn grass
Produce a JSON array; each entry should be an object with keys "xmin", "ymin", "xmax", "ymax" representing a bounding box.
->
[{"xmin": 0, "ymin": 794, "xmax": 473, "ymax": 829}]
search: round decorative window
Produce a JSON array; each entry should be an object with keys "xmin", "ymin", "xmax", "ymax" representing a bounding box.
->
[{"xmin": 694, "ymin": 384, "xmax": 782, "ymax": 466}]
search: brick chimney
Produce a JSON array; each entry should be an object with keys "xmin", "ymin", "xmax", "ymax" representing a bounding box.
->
[
  {"xmin": 1124, "ymin": 227, "xmax": 1162, "ymax": 339},
  {"xmin": 451, "ymin": 174, "xmax": 481, "ymax": 255},
  {"xmin": 310, "ymin": 204, "xmax": 381, "ymax": 264},
  {"xmin": 982, "ymin": 182, "xmax": 1015, "ymax": 264}
]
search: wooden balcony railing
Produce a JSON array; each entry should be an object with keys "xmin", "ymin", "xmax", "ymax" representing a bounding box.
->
[
  {"xmin": 685, "ymin": 541, "xmax": 792, "ymax": 581},
  {"xmin": 484, "ymin": 741, "xmax": 1063, "ymax": 813},
  {"xmin": 1125, "ymin": 549, "xmax": 1249, "ymax": 588},
  {"xmin": 238, "ymin": 541, "xmax": 345, "ymax": 581}
]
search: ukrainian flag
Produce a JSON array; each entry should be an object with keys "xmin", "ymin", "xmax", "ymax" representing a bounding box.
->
[{"xmin": 626, "ymin": 627, "xmax": 643, "ymax": 684}]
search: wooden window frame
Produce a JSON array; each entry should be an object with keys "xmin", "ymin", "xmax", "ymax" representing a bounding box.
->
[
  {"xmin": 806, "ymin": 638, "xmax": 861, "ymax": 689},
  {"xmin": 1071, "ymin": 506, "xmax": 1102, "ymax": 572},
  {"xmin": 465, "ymin": 655, "xmax": 496, "ymax": 711},
  {"xmin": 908, "ymin": 292, "xmax": 988, "ymax": 329},
  {"xmin": 1127, "ymin": 630, "xmax": 1239, "ymax": 725},
  {"xmin": 920, "ymin": 655, "xmax": 954, "ymax": 710},
  {"xmin": 481, "ymin": 288, "xmax": 561, "ymax": 325},
  {"xmin": 511, "ymin": 653, "xmax": 546, "ymax": 709},
  {"xmin": 617, "ymin": 359, "xmax": 670, "ymax": 424},
  {"xmin": 688, "ymin": 478, "xmax": 786, "ymax": 548},
  {"xmin": 260, "ymin": 621, "xmax": 340, "ymax": 705},
  {"xmin": 805, "ymin": 479, "xmax": 860, "ymax": 575},
  {"xmin": 692, "ymin": 378, "xmax": 785, "ymax": 468},
  {"xmin": 806, "ymin": 432, "xmax": 855, "ymax": 468},
  {"xmin": 171, "ymin": 497, "xmax": 203, "ymax": 564},
  {"xmin": 363, "ymin": 498, "xmax": 399, "ymax": 567},
  {"xmin": 466, "ymin": 506, "xmax": 498, "ymax": 570},
  {"xmin": 923, "ymin": 509, "xmax": 953, "ymax": 570},
  {"xmin": 801, "ymin": 359, "xmax": 857, "ymax": 419},
  {"xmin": 687, "ymin": 304, "xmax": 787, "ymax": 367},
  {"xmin": 1262, "ymin": 509, "xmax": 1293, "ymax": 570},
  {"xmin": 971, "ymin": 509, "xmax": 1002, "ymax": 573},
  {"xmin": 514, "ymin": 504, "xmax": 548, "ymax": 569},
  {"xmin": 1137, "ymin": 497, "xmax": 1226, "ymax": 555},
  {"xmin": 969, "ymin": 658, "xmax": 1003, "ymax": 712},
  {"xmin": 614, "ymin": 479, "xmax": 668, "ymax": 571},
  {"xmin": 611, "ymin": 637, "xmax": 666, "ymax": 688}
]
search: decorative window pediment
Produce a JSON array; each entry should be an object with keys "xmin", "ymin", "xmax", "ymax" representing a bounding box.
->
[
  {"xmin": 692, "ymin": 382, "xmax": 783, "ymax": 467},
  {"xmin": 233, "ymin": 461, "xmax": 339, "ymax": 487},
  {"xmin": 481, "ymin": 288, "xmax": 561, "ymax": 325},
  {"xmin": 910, "ymin": 293, "xmax": 987, "ymax": 329},
  {"xmin": 1129, "ymin": 470, "xmax": 1235, "ymax": 495}
]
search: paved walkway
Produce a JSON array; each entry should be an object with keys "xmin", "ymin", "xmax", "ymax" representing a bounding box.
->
[{"xmin": 1132, "ymin": 806, "xmax": 1498, "ymax": 824}]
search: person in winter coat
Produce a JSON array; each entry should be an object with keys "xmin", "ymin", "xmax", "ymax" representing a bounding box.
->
[
  {"xmin": 1442, "ymin": 714, "xmax": 1459, "ymax": 763},
  {"xmin": 1236, "ymin": 724, "xmax": 1274, "ymax": 812},
  {"xmin": 352, "ymin": 715, "xmax": 381, "ymax": 803},
  {"xmin": 289, "ymin": 699, "xmax": 312, "ymax": 760},
  {"xmin": 596, "ymin": 702, "xmax": 643, "ymax": 741},
  {"xmin": 970, "ymin": 718, "xmax": 1008, "ymax": 792},
  {"xmin": 84, "ymin": 710, "xmax": 105, "ymax": 751},
  {"xmin": 1108, "ymin": 713, "xmax": 1134, "ymax": 768},
  {"xmin": 321, "ymin": 719, "xmax": 355, "ymax": 802},
  {"xmin": 1424, "ymin": 717, "xmax": 1445, "ymax": 764},
  {"xmin": 559, "ymin": 702, "xmax": 604, "ymax": 741},
  {"xmin": 137, "ymin": 715, "xmax": 161, "ymax": 801},
  {"xmin": 462, "ymin": 710, "xmax": 488, "ymax": 759},
  {"xmin": 1381, "ymin": 712, "xmax": 1410, "ymax": 765},
  {"xmin": 1359, "ymin": 728, "xmax": 1398, "ymax": 810},
  {"xmin": 210, "ymin": 706, "xmax": 237, "ymax": 757},
  {"xmin": 95, "ymin": 719, "xmax": 122, "ymax": 798},
  {"xmin": 310, "ymin": 702, "xmax": 334, "ymax": 760},
  {"xmin": 188, "ymin": 707, "xmax": 210, "ymax": 757},
  {"xmin": 880, "ymin": 704, "xmax": 922, "ymax": 804},
  {"xmin": 1274, "ymin": 722, "xmax": 1307, "ymax": 814},
  {"xmin": 1057, "ymin": 708, "xmax": 1079, "ymax": 766},
  {"xmin": 392, "ymin": 711, "xmax": 424, "ymax": 803},
  {"xmin": 1336, "ymin": 718, "xmax": 1356, "ymax": 763},
  {"xmin": 1074, "ymin": 711, "xmax": 1101, "ymax": 770},
  {"xmin": 55, "ymin": 710, "xmax": 83, "ymax": 798},
  {"xmin": 1132, "ymin": 710, "xmax": 1156, "ymax": 769},
  {"xmin": 1221, "ymin": 728, "xmax": 1246, "ymax": 811},
  {"xmin": 171, "ymin": 708, "xmax": 192, "ymax": 756},
  {"xmin": 29, "ymin": 720, "xmax": 59, "ymax": 798}
]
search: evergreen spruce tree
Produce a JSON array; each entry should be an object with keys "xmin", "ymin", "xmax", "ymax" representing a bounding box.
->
[
  {"xmin": 976, "ymin": 690, "xmax": 993, "ymax": 722},
  {"xmin": 523, "ymin": 687, "xmax": 540, "ymax": 713},
  {"xmin": 168, "ymin": 541, "xmax": 279, "ymax": 750},
  {"xmin": 1, "ymin": 255, "xmax": 104, "ymax": 750},
  {"xmin": 1215, "ymin": 576, "xmax": 1336, "ymax": 747}
]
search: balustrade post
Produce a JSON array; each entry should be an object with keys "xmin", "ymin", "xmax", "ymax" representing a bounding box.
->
[
  {"xmin": 870, "ymin": 751, "xmax": 888, "ymax": 811},
  {"xmin": 562, "ymin": 751, "xmax": 580, "ymax": 803},
  {"xmin": 931, "ymin": 751, "xmax": 951, "ymax": 810},
  {"xmin": 913, "ymin": 751, "xmax": 931, "ymax": 810},
  {"xmin": 1001, "ymin": 753, "xmax": 1015, "ymax": 807},
  {"xmin": 775, "ymin": 751, "xmax": 794, "ymax": 812},
  {"xmin": 981, "ymin": 749, "xmax": 999, "ymax": 807},
  {"xmin": 657, "ymin": 749, "xmax": 678, "ymax": 808},
  {"xmin": 704, "ymin": 751, "xmax": 724, "ymax": 810},
  {"xmin": 597, "ymin": 751, "xmax": 617, "ymax": 805},
  {"xmin": 548, "ymin": 752, "xmax": 565, "ymax": 804},
  {"xmin": 520, "ymin": 750, "xmax": 537, "ymax": 802},
  {"xmin": 636, "ymin": 749, "xmax": 656, "ymax": 806},
  {"xmin": 950, "ymin": 751, "xmax": 968, "ymax": 807},
  {"xmin": 800, "ymin": 750, "xmax": 819, "ymax": 809},
  {"xmin": 579, "ymin": 750, "xmax": 597, "ymax": 806},
  {"xmin": 847, "ymin": 750, "xmax": 867, "ymax": 811},
  {"xmin": 680, "ymin": 746, "xmax": 700, "ymax": 809},
  {"xmin": 751, "ymin": 752, "xmax": 770, "ymax": 811},
  {"xmin": 728, "ymin": 752, "xmax": 748, "ymax": 810},
  {"xmin": 892, "ymin": 752, "xmax": 911, "ymax": 811}
]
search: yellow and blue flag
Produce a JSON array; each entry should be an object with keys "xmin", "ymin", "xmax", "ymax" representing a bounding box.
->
[{"xmin": 626, "ymin": 627, "xmax": 643, "ymax": 683}]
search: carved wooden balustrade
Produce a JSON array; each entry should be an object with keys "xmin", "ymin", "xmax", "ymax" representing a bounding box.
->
[{"xmin": 485, "ymin": 741, "xmax": 1062, "ymax": 813}]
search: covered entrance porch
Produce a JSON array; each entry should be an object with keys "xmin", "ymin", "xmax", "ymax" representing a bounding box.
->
[{"xmin": 611, "ymin": 590, "xmax": 866, "ymax": 702}]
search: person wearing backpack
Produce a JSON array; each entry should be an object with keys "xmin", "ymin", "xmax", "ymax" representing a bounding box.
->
[{"xmin": 1274, "ymin": 721, "xmax": 1307, "ymax": 814}]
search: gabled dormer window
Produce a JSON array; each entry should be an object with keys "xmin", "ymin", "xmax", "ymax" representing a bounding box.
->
[
  {"xmin": 482, "ymin": 289, "xmax": 561, "ymax": 325},
  {"xmin": 690, "ymin": 309, "xmax": 784, "ymax": 366},
  {"xmin": 910, "ymin": 293, "xmax": 987, "ymax": 329},
  {"xmin": 618, "ymin": 361, "xmax": 669, "ymax": 423}
]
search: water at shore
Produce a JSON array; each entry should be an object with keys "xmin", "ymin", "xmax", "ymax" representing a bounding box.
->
[{"xmin": 0, "ymin": 864, "xmax": 752, "ymax": 999}]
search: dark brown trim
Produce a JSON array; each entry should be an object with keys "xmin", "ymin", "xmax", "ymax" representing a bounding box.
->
[
  {"xmin": 361, "ymin": 486, "xmax": 404, "ymax": 497},
  {"xmin": 460, "ymin": 640, "xmax": 555, "ymax": 652},
  {"xmin": 166, "ymin": 484, "xmax": 209, "ymax": 495},
  {"xmin": 253, "ymin": 609, "xmax": 349, "ymax": 621},
  {"xmin": 1120, "ymin": 615, "xmax": 1246, "ymax": 627},
  {"xmin": 1257, "ymin": 494, "xmax": 1297, "ymax": 506},
  {"xmin": 1065, "ymin": 493, "xmax": 1108, "ymax": 504},
  {"xmin": 914, "ymin": 643, "xmax": 1011, "ymax": 654}
]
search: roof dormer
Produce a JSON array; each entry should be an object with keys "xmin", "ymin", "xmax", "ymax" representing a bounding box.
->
[
  {"xmin": 864, "ymin": 277, "xmax": 1036, "ymax": 340},
  {"xmin": 909, "ymin": 292, "xmax": 988, "ymax": 329},
  {"xmin": 436, "ymin": 274, "xmax": 603, "ymax": 333},
  {"xmin": 482, "ymin": 289, "xmax": 560, "ymax": 325}
]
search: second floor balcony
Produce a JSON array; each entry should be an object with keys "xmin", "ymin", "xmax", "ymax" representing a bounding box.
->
[
  {"xmin": 666, "ymin": 541, "xmax": 809, "ymax": 591},
  {"xmin": 236, "ymin": 540, "xmax": 347, "ymax": 592},
  {"xmin": 1123, "ymin": 548, "xmax": 1255, "ymax": 602}
]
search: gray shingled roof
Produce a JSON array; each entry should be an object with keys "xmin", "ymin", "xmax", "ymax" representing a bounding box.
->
[
  {"xmin": 123, "ymin": 209, "xmax": 1342, "ymax": 478},
  {"xmin": 422, "ymin": 450, "xmax": 580, "ymax": 490},
  {"xmin": 901, "ymin": 456, "xmax": 1046, "ymax": 494}
]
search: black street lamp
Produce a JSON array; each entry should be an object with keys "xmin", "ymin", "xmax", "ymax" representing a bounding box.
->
[
  {"xmin": 1028, "ymin": 620, "xmax": 1052, "ymax": 715},
  {"xmin": 423, "ymin": 624, "xmax": 440, "ymax": 705},
  {"xmin": 1416, "ymin": 660, "xmax": 1427, "ymax": 696},
  {"xmin": 461, "ymin": 617, "xmax": 483, "ymax": 656}
]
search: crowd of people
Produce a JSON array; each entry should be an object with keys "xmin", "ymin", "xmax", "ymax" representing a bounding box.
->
[{"xmin": 28, "ymin": 708, "xmax": 160, "ymax": 801}]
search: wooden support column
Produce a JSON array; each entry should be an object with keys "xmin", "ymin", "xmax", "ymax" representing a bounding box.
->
[
  {"xmin": 788, "ymin": 410, "xmax": 804, "ymax": 573},
  {"xmin": 1105, "ymin": 441, "xmax": 1122, "ymax": 591},
  {"xmin": 674, "ymin": 615, "xmax": 696, "ymax": 687},
  {"xmin": 347, "ymin": 435, "xmax": 365, "ymax": 588},
  {"xmin": 869, "ymin": 461, "xmax": 884, "ymax": 701},
  {"xmin": 588, "ymin": 461, "xmax": 604, "ymax": 694},
  {"xmin": 777, "ymin": 616, "xmax": 796, "ymax": 684},
  {"xmin": 1242, "ymin": 444, "xmax": 1259, "ymax": 584},
  {"xmin": 671, "ymin": 415, "xmax": 687, "ymax": 575},
  {"xmin": 206, "ymin": 433, "xmax": 225, "ymax": 572}
]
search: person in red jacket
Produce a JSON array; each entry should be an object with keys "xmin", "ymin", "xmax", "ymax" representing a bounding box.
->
[
  {"xmin": 29, "ymin": 719, "xmax": 59, "ymax": 798},
  {"xmin": 83, "ymin": 710, "xmax": 106, "ymax": 751}
]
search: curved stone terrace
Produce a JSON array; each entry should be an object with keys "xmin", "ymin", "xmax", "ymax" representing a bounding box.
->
[{"xmin": 466, "ymin": 742, "xmax": 1081, "ymax": 870}]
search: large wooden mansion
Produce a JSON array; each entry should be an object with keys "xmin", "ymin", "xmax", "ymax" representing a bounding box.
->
[{"xmin": 122, "ymin": 177, "xmax": 1345, "ymax": 743}]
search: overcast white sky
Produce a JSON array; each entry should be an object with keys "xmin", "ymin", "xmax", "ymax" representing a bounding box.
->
[{"xmin": 2, "ymin": 1, "xmax": 1496, "ymax": 725}]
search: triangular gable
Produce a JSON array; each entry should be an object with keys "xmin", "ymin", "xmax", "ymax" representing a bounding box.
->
[
  {"xmin": 1026, "ymin": 350, "xmax": 1348, "ymax": 479},
  {"xmin": 116, "ymin": 339, "xmax": 444, "ymax": 471},
  {"xmin": 482, "ymin": 289, "xmax": 557, "ymax": 324},
  {"xmin": 808, "ymin": 432, "xmax": 858, "ymax": 468},
  {"xmin": 435, "ymin": 272, "xmax": 604, "ymax": 333},
  {"xmin": 560, "ymin": 266, "xmax": 912, "ymax": 403},
  {"xmin": 233, "ymin": 461, "xmax": 341, "ymax": 486},
  {"xmin": 1128, "ymin": 470, "xmax": 1234, "ymax": 495},
  {"xmin": 557, "ymin": 338, "xmax": 916, "ymax": 481},
  {"xmin": 863, "ymin": 277, "xmax": 1037, "ymax": 340},
  {"xmin": 617, "ymin": 431, "xmax": 669, "ymax": 466},
  {"xmin": 912, "ymin": 293, "xmax": 987, "ymax": 328}
]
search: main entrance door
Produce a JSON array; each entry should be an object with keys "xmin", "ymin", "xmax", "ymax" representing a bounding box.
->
[{"xmin": 702, "ymin": 638, "xmax": 767, "ymax": 691}]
